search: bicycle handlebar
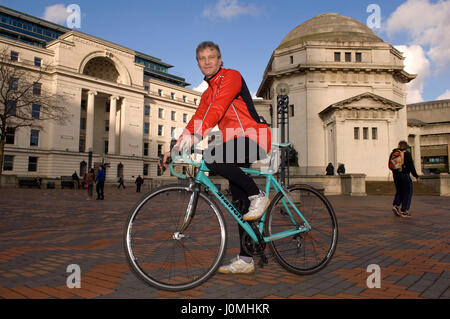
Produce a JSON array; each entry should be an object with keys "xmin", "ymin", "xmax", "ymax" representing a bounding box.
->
[{"xmin": 167, "ymin": 142, "xmax": 292, "ymax": 179}]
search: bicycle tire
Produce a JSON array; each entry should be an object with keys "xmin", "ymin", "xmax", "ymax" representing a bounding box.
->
[
  {"xmin": 123, "ymin": 184, "xmax": 227, "ymax": 291},
  {"xmin": 264, "ymin": 184, "xmax": 338, "ymax": 275}
]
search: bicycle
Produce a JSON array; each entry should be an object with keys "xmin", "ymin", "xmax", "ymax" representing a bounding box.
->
[{"xmin": 123, "ymin": 143, "xmax": 338, "ymax": 291}]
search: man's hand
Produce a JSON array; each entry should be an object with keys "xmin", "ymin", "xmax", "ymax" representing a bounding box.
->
[{"xmin": 158, "ymin": 134, "xmax": 199, "ymax": 171}]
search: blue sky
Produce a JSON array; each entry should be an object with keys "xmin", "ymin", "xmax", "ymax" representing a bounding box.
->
[{"xmin": 2, "ymin": 0, "xmax": 449, "ymax": 102}]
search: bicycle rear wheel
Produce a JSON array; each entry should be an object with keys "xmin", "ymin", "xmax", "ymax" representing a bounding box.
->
[
  {"xmin": 124, "ymin": 184, "xmax": 227, "ymax": 291},
  {"xmin": 264, "ymin": 184, "xmax": 338, "ymax": 275}
]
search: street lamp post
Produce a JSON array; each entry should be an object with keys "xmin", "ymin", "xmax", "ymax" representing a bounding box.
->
[{"xmin": 276, "ymin": 83, "xmax": 290, "ymax": 187}]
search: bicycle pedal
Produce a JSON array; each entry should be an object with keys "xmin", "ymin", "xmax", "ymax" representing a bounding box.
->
[{"xmin": 257, "ymin": 254, "xmax": 269, "ymax": 268}]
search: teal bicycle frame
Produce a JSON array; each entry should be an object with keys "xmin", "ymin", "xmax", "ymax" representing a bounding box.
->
[{"xmin": 169, "ymin": 148, "xmax": 312, "ymax": 245}]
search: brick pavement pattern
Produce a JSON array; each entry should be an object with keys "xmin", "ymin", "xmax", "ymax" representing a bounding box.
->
[{"xmin": 0, "ymin": 186, "xmax": 449, "ymax": 299}]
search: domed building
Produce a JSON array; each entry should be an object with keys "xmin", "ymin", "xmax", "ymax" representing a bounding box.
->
[{"xmin": 257, "ymin": 13, "xmax": 416, "ymax": 180}]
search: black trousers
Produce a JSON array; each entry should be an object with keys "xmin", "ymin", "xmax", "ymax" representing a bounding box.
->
[
  {"xmin": 204, "ymin": 137, "xmax": 267, "ymax": 257},
  {"xmin": 96, "ymin": 182, "xmax": 104, "ymax": 199},
  {"xmin": 393, "ymin": 172, "xmax": 413, "ymax": 212}
]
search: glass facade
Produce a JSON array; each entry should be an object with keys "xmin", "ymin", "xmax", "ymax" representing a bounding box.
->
[{"xmin": 0, "ymin": 10, "xmax": 68, "ymax": 47}]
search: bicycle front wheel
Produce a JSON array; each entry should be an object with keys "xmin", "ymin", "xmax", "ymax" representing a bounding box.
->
[
  {"xmin": 124, "ymin": 184, "xmax": 227, "ymax": 291},
  {"xmin": 264, "ymin": 184, "xmax": 338, "ymax": 275}
]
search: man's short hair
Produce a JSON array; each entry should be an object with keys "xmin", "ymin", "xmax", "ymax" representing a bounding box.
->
[
  {"xmin": 398, "ymin": 140, "xmax": 409, "ymax": 150},
  {"xmin": 196, "ymin": 41, "xmax": 221, "ymax": 60}
]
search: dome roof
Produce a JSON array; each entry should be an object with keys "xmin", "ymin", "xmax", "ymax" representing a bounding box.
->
[{"xmin": 277, "ymin": 13, "xmax": 383, "ymax": 50}]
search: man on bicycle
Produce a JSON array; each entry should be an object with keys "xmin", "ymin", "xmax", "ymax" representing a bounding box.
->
[{"xmin": 161, "ymin": 41, "xmax": 271, "ymax": 274}]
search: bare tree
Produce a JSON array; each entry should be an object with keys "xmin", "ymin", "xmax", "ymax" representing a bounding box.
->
[{"xmin": 0, "ymin": 46, "xmax": 70, "ymax": 176}]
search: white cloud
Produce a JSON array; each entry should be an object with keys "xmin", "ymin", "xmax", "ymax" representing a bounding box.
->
[
  {"xmin": 437, "ymin": 90, "xmax": 450, "ymax": 100},
  {"xmin": 202, "ymin": 0, "xmax": 262, "ymax": 20},
  {"xmin": 386, "ymin": 0, "xmax": 450, "ymax": 72},
  {"xmin": 395, "ymin": 44, "xmax": 431, "ymax": 104},
  {"xmin": 193, "ymin": 81, "xmax": 208, "ymax": 93},
  {"xmin": 42, "ymin": 4, "xmax": 70, "ymax": 24}
]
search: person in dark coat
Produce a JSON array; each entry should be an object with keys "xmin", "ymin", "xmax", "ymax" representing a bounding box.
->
[
  {"xmin": 337, "ymin": 163, "xmax": 346, "ymax": 175},
  {"xmin": 135, "ymin": 175, "xmax": 143, "ymax": 192},
  {"xmin": 391, "ymin": 141, "xmax": 420, "ymax": 218},
  {"xmin": 326, "ymin": 163, "xmax": 334, "ymax": 176},
  {"xmin": 96, "ymin": 165, "xmax": 105, "ymax": 200}
]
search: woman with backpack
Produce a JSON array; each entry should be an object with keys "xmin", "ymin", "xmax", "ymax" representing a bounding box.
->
[{"xmin": 389, "ymin": 140, "xmax": 420, "ymax": 218}]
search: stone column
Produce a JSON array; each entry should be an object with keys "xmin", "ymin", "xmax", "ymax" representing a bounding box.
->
[
  {"xmin": 85, "ymin": 90, "xmax": 97, "ymax": 152},
  {"xmin": 108, "ymin": 96, "xmax": 119, "ymax": 154},
  {"xmin": 413, "ymin": 134, "xmax": 422, "ymax": 175}
]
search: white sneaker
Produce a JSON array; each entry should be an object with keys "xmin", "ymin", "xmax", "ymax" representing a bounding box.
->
[
  {"xmin": 243, "ymin": 192, "xmax": 269, "ymax": 221},
  {"xmin": 218, "ymin": 255, "xmax": 254, "ymax": 274}
]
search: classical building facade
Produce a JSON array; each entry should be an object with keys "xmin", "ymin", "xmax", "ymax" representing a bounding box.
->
[
  {"xmin": 0, "ymin": 5, "xmax": 201, "ymax": 182},
  {"xmin": 257, "ymin": 13, "xmax": 416, "ymax": 180}
]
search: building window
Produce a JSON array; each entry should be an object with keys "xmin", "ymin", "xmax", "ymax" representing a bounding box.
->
[
  {"xmin": 345, "ymin": 52, "xmax": 351, "ymax": 62},
  {"xmin": 158, "ymin": 89, "xmax": 162, "ymax": 96},
  {"xmin": 28, "ymin": 157, "xmax": 38, "ymax": 172},
  {"xmin": 157, "ymin": 165, "xmax": 163, "ymax": 176},
  {"xmin": 33, "ymin": 82, "xmax": 41, "ymax": 95},
  {"xmin": 183, "ymin": 113, "xmax": 187, "ymax": 123},
  {"xmin": 171, "ymin": 127, "xmax": 176, "ymax": 138},
  {"xmin": 171, "ymin": 111, "xmax": 176, "ymax": 121},
  {"xmin": 334, "ymin": 52, "xmax": 341, "ymax": 62},
  {"xmin": 290, "ymin": 55, "xmax": 294, "ymax": 64},
  {"xmin": 372, "ymin": 127, "xmax": 378, "ymax": 140},
  {"xmin": 9, "ymin": 77, "xmax": 18, "ymax": 91},
  {"xmin": 158, "ymin": 125, "xmax": 163, "ymax": 136},
  {"xmin": 10, "ymin": 51, "xmax": 19, "ymax": 62},
  {"xmin": 30, "ymin": 129, "xmax": 39, "ymax": 146},
  {"xmin": 158, "ymin": 108, "xmax": 164, "ymax": 119},
  {"xmin": 144, "ymin": 85, "xmax": 149, "ymax": 91},
  {"xmin": 80, "ymin": 118, "xmax": 86, "ymax": 130},
  {"xmin": 356, "ymin": 52, "xmax": 362, "ymax": 63},
  {"xmin": 105, "ymin": 102, "xmax": 110, "ymax": 113},
  {"xmin": 363, "ymin": 127, "xmax": 369, "ymax": 140},
  {"xmin": 79, "ymin": 137, "xmax": 85, "ymax": 152},
  {"xmin": 354, "ymin": 127, "xmax": 360, "ymax": 140},
  {"xmin": 144, "ymin": 122, "xmax": 149, "ymax": 135},
  {"xmin": 171, "ymin": 92, "xmax": 175, "ymax": 100},
  {"xmin": 105, "ymin": 120, "xmax": 109, "ymax": 132},
  {"xmin": 183, "ymin": 95, "xmax": 187, "ymax": 102},
  {"xmin": 6, "ymin": 127, "xmax": 15, "ymax": 144},
  {"xmin": 81, "ymin": 100, "xmax": 86, "ymax": 111},
  {"xmin": 143, "ymin": 163, "xmax": 149, "ymax": 176},
  {"xmin": 157, "ymin": 144, "xmax": 163, "ymax": 156},
  {"xmin": 34, "ymin": 57, "xmax": 41, "ymax": 67},
  {"xmin": 194, "ymin": 98, "xmax": 197, "ymax": 105},
  {"xmin": 144, "ymin": 142, "xmax": 149, "ymax": 156},
  {"xmin": 3, "ymin": 155, "xmax": 14, "ymax": 171},
  {"xmin": 144, "ymin": 105, "xmax": 150, "ymax": 116},
  {"xmin": 104, "ymin": 140, "xmax": 109, "ymax": 154},
  {"xmin": 7, "ymin": 100, "xmax": 16, "ymax": 115},
  {"xmin": 32, "ymin": 104, "xmax": 40, "ymax": 119},
  {"xmin": 290, "ymin": 105, "xmax": 294, "ymax": 117}
]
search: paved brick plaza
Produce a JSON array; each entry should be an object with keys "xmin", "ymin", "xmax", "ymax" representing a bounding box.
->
[{"xmin": 0, "ymin": 186, "xmax": 449, "ymax": 299}]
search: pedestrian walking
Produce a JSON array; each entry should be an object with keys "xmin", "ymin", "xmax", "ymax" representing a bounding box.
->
[
  {"xmin": 96, "ymin": 165, "xmax": 105, "ymax": 200},
  {"xmin": 117, "ymin": 176, "xmax": 126, "ymax": 189},
  {"xmin": 135, "ymin": 175, "xmax": 143, "ymax": 192},
  {"xmin": 86, "ymin": 168, "xmax": 95, "ymax": 200},
  {"xmin": 389, "ymin": 140, "xmax": 420, "ymax": 218},
  {"xmin": 72, "ymin": 171, "xmax": 80, "ymax": 189}
]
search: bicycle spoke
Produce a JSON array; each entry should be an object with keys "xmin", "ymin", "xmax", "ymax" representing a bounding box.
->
[
  {"xmin": 265, "ymin": 185, "xmax": 337, "ymax": 275},
  {"xmin": 124, "ymin": 186, "xmax": 226, "ymax": 291}
]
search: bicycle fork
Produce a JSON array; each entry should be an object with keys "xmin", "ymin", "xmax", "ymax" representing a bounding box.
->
[{"xmin": 174, "ymin": 181, "xmax": 200, "ymax": 239}]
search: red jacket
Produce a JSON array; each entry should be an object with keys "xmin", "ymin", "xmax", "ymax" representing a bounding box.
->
[{"xmin": 184, "ymin": 68, "xmax": 271, "ymax": 153}]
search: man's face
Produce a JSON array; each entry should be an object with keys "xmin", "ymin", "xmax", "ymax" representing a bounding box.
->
[{"xmin": 197, "ymin": 48, "xmax": 222, "ymax": 79}]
